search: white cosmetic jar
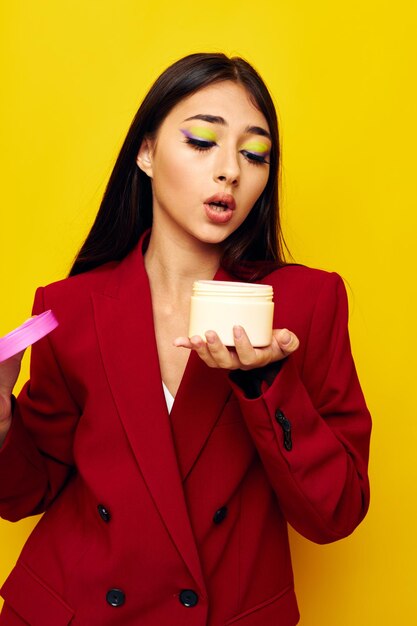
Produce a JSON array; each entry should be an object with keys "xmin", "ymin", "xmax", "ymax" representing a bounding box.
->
[{"xmin": 188, "ymin": 280, "xmax": 274, "ymax": 347}]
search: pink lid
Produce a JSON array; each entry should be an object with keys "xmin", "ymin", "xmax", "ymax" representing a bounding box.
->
[{"xmin": 0, "ymin": 310, "xmax": 59, "ymax": 363}]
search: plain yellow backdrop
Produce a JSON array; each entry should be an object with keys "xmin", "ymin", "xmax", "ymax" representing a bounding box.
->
[{"xmin": 1, "ymin": 1, "xmax": 416, "ymax": 624}]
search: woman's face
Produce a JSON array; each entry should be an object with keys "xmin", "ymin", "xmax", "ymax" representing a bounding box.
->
[{"xmin": 136, "ymin": 80, "xmax": 272, "ymax": 246}]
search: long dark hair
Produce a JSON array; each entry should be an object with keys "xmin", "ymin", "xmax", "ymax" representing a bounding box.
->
[{"xmin": 68, "ymin": 52, "xmax": 288, "ymax": 280}]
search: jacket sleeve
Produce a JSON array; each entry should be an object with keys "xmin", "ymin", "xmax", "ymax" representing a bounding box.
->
[
  {"xmin": 228, "ymin": 272, "xmax": 372, "ymax": 544},
  {"xmin": 0, "ymin": 287, "xmax": 81, "ymax": 522}
]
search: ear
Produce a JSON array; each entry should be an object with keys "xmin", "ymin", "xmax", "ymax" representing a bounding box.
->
[{"xmin": 136, "ymin": 136, "xmax": 154, "ymax": 178}]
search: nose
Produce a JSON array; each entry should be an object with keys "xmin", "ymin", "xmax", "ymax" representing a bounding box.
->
[{"xmin": 213, "ymin": 147, "xmax": 240, "ymax": 186}]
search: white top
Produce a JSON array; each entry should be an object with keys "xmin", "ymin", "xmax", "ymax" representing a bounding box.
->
[{"xmin": 162, "ymin": 381, "xmax": 175, "ymax": 414}]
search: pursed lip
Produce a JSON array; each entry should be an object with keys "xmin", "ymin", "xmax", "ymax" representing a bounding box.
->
[{"xmin": 204, "ymin": 193, "xmax": 236, "ymax": 211}]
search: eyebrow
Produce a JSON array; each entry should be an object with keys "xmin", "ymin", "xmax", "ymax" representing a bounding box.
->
[{"xmin": 182, "ymin": 114, "xmax": 271, "ymax": 140}]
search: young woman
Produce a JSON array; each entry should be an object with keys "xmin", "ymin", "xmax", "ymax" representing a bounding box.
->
[{"xmin": 0, "ymin": 53, "xmax": 371, "ymax": 626}]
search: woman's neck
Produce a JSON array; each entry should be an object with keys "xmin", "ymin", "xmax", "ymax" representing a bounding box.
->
[{"xmin": 144, "ymin": 226, "xmax": 221, "ymax": 307}]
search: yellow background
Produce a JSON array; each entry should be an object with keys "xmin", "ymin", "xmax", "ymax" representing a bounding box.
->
[{"xmin": 1, "ymin": 1, "xmax": 416, "ymax": 623}]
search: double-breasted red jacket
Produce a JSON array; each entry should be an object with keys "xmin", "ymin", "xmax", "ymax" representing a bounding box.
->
[{"xmin": 0, "ymin": 229, "xmax": 371, "ymax": 626}]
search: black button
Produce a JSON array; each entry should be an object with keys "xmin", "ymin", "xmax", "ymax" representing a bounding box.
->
[
  {"xmin": 106, "ymin": 589, "xmax": 125, "ymax": 607},
  {"xmin": 98, "ymin": 504, "xmax": 111, "ymax": 522},
  {"xmin": 275, "ymin": 409, "xmax": 292, "ymax": 451},
  {"xmin": 179, "ymin": 589, "xmax": 199, "ymax": 607},
  {"xmin": 213, "ymin": 506, "xmax": 228, "ymax": 524}
]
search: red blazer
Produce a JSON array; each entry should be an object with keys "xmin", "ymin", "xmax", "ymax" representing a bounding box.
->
[{"xmin": 0, "ymin": 230, "xmax": 371, "ymax": 626}]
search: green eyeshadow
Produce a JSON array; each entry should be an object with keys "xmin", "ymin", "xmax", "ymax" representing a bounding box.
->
[
  {"xmin": 188, "ymin": 126, "xmax": 217, "ymax": 141},
  {"xmin": 241, "ymin": 140, "xmax": 270, "ymax": 155}
]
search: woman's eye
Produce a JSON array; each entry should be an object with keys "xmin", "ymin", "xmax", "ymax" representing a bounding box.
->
[
  {"xmin": 241, "ymin": 150, "xmax": 270, "ymax": 165},
  {"xmin": 184, "ymin": 138, "xmax": 270, "ymax": 164},
  {"xmin": 184, "ymin": 137, "xmax": 215, "ymax": 151}
]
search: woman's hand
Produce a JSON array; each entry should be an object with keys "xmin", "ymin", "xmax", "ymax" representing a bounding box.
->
[
  {"xmin": 0, "ymin": 349, "xmax": 25, "ymax": 431},
  {"xmin": 173, "ymin": 326, "xmax": 299, "ymax": 370}
]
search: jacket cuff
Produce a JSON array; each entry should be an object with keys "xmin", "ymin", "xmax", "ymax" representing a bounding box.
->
[{"xmin": 229, "ymin": 360, "xmax": 284, "ymax": 399}]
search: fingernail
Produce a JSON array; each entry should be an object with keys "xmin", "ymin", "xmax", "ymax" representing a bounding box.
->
[
  {"xmin": 281, "ymin": 330, "xmax": 291, "ymax": 345},
  {"xmin": 233, "ymin": 325, "xmax": 243, "ymax": 339},
  {"xmin": 205, "ymin": 332, "xmax": 215, "ymax": 344}
]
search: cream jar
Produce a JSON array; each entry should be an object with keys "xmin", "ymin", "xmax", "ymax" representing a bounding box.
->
[{"xmin": 188, "ymin": 280, "xmax": 274, "ymax": 347}]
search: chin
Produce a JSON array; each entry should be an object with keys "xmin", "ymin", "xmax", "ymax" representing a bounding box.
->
[{"xmin": 192, "ymin": 225, "xmax": 235, "ymax": 246}]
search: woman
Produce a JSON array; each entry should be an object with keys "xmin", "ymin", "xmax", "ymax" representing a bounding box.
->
[{"xmin": 0, "ymin": 53, "xmax": 371, "ymax": 626}]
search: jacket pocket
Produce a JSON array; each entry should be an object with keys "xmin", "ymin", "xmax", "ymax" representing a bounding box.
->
[
  {"xmin": 0, "ymin": 561, "xmax": 74, "ymax": 626},
  {"xmin": 224, "ymin": 585, "xmax": 299, "ymax": 626}
]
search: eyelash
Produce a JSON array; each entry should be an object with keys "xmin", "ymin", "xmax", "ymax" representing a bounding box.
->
[{"xmin": 183, "ymin": 137, "xmax": 270, "ymax": 166}]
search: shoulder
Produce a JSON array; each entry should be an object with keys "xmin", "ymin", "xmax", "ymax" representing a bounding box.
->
[
  {"xmin": 29, "ymin": 260, "xmax": 123, "ymax": 344},
  {"xmin": 259, "ymin": 263, "xmax": 345, "ymax": 302},
  {"xmin": 255, "ymin": 264, "xmax": 348, "ymax": 339},
  {"xmin": 39, "ymin": 260, "xmax": 119, "ymax": 308}
]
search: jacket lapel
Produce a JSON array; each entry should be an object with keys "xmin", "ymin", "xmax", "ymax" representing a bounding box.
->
[{"xmin": 91, "ymin": 231, "xmax": 204, "ymax": 593}]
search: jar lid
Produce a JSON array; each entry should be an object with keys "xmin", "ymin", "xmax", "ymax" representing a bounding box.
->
[
  {"xmin": 192, "ymin": 280, "xmax": 273, "ymax": 299},
  {"xmin": 0, "ymin": 310, "xmax": 59, "ymax": 363}
]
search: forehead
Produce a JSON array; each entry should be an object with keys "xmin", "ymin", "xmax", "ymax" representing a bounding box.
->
[{"xmin": 162, "ymin": 81, "xmax": 269, "ymax": 131}]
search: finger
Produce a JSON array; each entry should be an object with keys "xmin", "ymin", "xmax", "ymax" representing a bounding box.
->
[
  {"xmin": 274, "ymin": 329, "xmax": 299, "ymax": 356},
  {"xmin": 173, "ymin": 336, "xmax": 193, "ymax": 349},
  {"xmin": 232, "ymin": 326, "xmax": 271, "ymax": 369},
  {"xmin": 204, "ymin": 331, "xmax": 241, "ymax": 369},
  {"xmin": 0, "ymin": 349, "xmax": 26, "ymax": 365},
  {"xmin": 189, "ymin": 335, "xmax": 219, "ymax": 368},
  {"xmin": 173, "ymin": 335, "xmax": 218, "ymax": 367}
]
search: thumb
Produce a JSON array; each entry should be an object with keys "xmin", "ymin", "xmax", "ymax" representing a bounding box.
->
[{"xmin": 276, "ymin": 329, "xmax": 299, "ymax": 355}]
